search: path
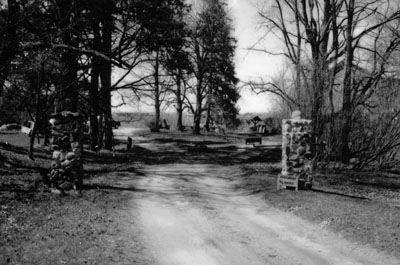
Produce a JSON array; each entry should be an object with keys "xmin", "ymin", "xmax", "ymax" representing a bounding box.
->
[{"xmin": 128, "ymin": 163, "xmax": 398, "ymax": 265}]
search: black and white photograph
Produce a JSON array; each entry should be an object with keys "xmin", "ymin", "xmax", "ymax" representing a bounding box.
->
[{"xmin": 1, "ymin": 0, "xmax": 400, "ymax": 264}]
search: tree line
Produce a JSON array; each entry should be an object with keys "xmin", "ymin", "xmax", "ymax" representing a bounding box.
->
[
  {"xmin": 0, "ymin": 0, "xmax": 239, "ymax": 155},
  {"xmin": 249, "ymin": 0, "xmax": 400, "ymax": 168}
]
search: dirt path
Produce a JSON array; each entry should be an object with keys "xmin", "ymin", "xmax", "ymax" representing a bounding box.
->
[
  {"xmin": 127, "ymin": 163, "xmax": 399, "ymax": 265},
  {"xmin": 1, "ymin": 130, "xmax": 400, "ymax": 264}
]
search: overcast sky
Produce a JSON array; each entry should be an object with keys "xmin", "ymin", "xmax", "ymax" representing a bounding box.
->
[{"xmin": 227, "ymin": 0, "xmax": 283, "ymax": 113}]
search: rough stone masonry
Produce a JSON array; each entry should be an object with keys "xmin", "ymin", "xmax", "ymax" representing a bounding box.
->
[
  {"xmin": 278, "ymin": 111, "xmax": 313, "ymax": 191},
  {"xmin": 49, "ymin": 111, "xmax": 83, "ymax": 194}
]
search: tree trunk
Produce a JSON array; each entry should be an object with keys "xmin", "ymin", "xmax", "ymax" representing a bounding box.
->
[
  {"xmin": 294, "ymin": 0, "xmax": 302, "ymax": 110},
  {"xmin": 205, "ymin": 100, "xmax": 212, "ymax": 132},
  {"xmin": 29, "ymin": 83, "xmax": 41, "ymax": 159},
  {"xmin": 99, "ymin": 1, "xmax": 114, "ymax": 150},
  {"xmin": 60, "ymin": 53, "xmax": 79, "ymax": 111},
  {"xmin": 341, "ymin": 0, "xmax": 355, "ymax": 163},
  {"xmin": 43, "ymin": 91, "xmax": 50, "ymax": 146},
  {"xmin": 154, "ymin": 51, "xmax": 161, "ymax": 132},
  {"xmin": 193, "ymin": 80, "xmax": 203, "ymax": 134},
  {"xmin": 301, "ymin": 0, "xmax": 332, "ymax": 161},
  {"xmin": 0, "ymin": 0, "xmax": 18, "ymax": 102},
  {"xmin": 100, "ymin": 63, "xmax": 113, "ymax": 150},
  {"xmin": 56, "ymin": 0, "xmax": 78, "ymax": 112},
  {"xmin": 88, "ymin": 9, "xmax": 103, "ymax": 151},
  {"xmin": 98, "ymin": 114, "xmax": 104, "ymax": 149},
  {"xmin": 176, "ymin": 72, "xmax": 184, "ymax": 131},
  {"xmin": 310, "ymin": 62, "xmax": 323, "ymax": 154},
  {"xmin": 89, "ymin": 62, "xmax": 100, "ymax": 150}
]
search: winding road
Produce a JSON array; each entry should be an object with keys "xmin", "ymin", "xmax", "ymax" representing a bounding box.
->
[{"xmin": 125, "ymin": 163, "xmax": 398, "ymax": 265}]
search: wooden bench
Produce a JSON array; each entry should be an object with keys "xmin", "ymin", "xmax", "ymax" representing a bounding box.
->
[{"xmin": 245, "ymin": 137, "xmax": 262, "ymax": 145}]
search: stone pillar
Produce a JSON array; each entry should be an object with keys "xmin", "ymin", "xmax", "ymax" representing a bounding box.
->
[
  {"xmin": 278, "ymin": 111, "xmax": 313, "ymax": 191},
  {"xmin": 49, "ymin": 111, "xmax": 83, "ymax": 194}
]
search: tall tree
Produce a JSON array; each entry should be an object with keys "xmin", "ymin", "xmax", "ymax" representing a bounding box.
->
[
  {"xmin": 188, "ymin": 0, "xmax": 239, "ymax": 134},
  {"xmin": 254, "ymin": 0, "xmax": 400, "ymax": 163},
  {"xmin": 133, "ymin": 0, "xmax": 188, "ymax": 132},
  {"xmin": 98, "ymin": 0, "xmax": 114, "ymax": 150},
  {"xmin": 165, "ymin": 48, "xmax": 192, "ymax": 131},
  {"xmin": 339, "ymin": 0, "xmax": 400, "ymax": 162},
  {"xmin": 0, "ymin": 0, "xmax": 20, "ymax": 103},
  {"xmin": 53, "ymin": 0, "xmax": 80, "ymax": 112}
]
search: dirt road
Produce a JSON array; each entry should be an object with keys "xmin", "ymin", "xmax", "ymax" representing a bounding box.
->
[
  {"xmin": 1, "ymin": 130, "xmax": 400, "ymax": 264},
  {"xmin": 128, "ymin": 163, "xmax": 399, "ymax": 265}
]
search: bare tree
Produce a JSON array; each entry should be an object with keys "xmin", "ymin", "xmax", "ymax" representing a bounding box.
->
[
  {"xmin": 339, "ymin": 0, "xmax": 400, "ymax": 161},
  {"xmin": 253, "ymin": 0, "xmax": 400, "ymax": 164}
]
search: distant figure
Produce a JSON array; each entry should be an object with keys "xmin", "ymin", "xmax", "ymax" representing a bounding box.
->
[
  {"xmin": 127, "ymin": 137, "xmax": 132, "ymax": 150},
  {"xmin": 162, "ymin": 119, "xmax": 170, "ymax": 130}
]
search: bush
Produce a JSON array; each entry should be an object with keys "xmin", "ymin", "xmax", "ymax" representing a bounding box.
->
[
  {"xmin": 320, "ymin": 110, "xmax": 400, "ymax": 169},
  {"xmin": 146, "ymin": 121, "xmax": 158, "ymax": 132}
]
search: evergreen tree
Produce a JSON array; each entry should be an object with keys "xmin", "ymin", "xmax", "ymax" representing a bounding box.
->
[{"xmin": 189, "ymin": 0, "xmax": 239, "ymax": 134}]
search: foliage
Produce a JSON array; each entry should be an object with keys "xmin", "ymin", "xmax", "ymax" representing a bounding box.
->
[
  {"xmin": 0, "ymin": 89, "xmax": 22, "ymax": 124},
  {"xmin": 187, "ymin": 0, "xmax": 240, "ymax": 133}
]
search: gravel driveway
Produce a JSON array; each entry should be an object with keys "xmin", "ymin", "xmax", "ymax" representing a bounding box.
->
[{"xmin": 125, "ymin": 163, "xmax": 399, "ymax": 265}]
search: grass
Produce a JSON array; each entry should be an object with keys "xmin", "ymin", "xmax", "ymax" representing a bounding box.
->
[{"xmin": 239, "ymin": 162, "xmax": 400, "ymax": 258}]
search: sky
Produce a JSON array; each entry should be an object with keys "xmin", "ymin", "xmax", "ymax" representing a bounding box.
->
[
  {"xmin": 227, "ymin": 0, "xmax": 283, "ymax": 113},
  {"xmin": 114, "ymin": 0, "xmax": 284, "ymax": 114}
]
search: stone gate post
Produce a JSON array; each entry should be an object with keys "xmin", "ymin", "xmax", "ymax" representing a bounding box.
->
[
  {"xmin": 49, "ymin": 111, "xmax": 83, "ymax": 194},
  {"xmin": 277, "ymin": 111, "xmax": 313, "ymax": 191}
]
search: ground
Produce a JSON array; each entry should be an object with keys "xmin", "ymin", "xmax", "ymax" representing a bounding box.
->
[{"xmin": 0, "ymin": 129, "xmax": 400, "ymax": 264}]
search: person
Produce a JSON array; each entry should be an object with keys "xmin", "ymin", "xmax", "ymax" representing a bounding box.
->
[
  {"xmin": 127, "ymin": 137, "xmax": 132, "ymax": 150},
  {"xmin": 162, "ymin": 119, "xmax": 170, "ymax": 130}
]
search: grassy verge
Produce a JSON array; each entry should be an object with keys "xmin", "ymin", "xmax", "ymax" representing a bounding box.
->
[
  {"xmin": 0, "ymin": 169, "xmax": 147, "ymax": 265},
  {"xmin": 239, "ymin": 162, "xmax": 400, "ymax": 258}
]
